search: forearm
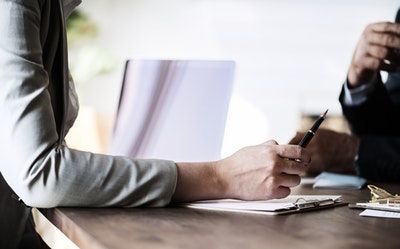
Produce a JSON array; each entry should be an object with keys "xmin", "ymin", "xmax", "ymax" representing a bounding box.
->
[
  {"xmin": 0, "ymin": 143, "xmax": 178, "ymax": 208},
  {"xmin": 172, "ymin": 161, "xmax": 225, "ymax": 202},
  {"xmin": 172, "ymin": 142, "xmax": 310, "ymax": 202}
]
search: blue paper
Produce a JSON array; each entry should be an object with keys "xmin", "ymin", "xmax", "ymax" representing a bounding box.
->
[{"xmin": 313, "ymin": 172, "xmax": 366, "ymax": 190}]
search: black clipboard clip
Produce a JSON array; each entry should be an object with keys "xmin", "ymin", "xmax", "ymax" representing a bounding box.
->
[{"xmin": 294, "ymin": 197, "xmax": 336, "ymax": 210}]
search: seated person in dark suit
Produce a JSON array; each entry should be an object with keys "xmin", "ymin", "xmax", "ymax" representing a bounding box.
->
[{"xmin": 290, "ymin": 9, "xmax": 400, "ymax": 182}]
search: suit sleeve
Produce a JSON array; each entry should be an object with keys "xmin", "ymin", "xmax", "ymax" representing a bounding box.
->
[
  {"xmin": 339, "ymin": 74, "xmax": 400, "ymax": 182},
  {"xmin": 0, "ymin": 0, "xmax": 177, "ymax": 208},
  {"xmin": 339, "ymin": 75, "xmax": 400, "ymax": 136},
  {"xmin": 340, "ymin": 81, "xmax": 400, "ymax": 181}
]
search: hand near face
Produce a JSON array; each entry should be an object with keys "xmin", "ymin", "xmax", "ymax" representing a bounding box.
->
[
  {"xmin": 348, "ymin": 22, "xmax": 400, "ymax": 87},
  {"xmin": 289, "ymin": 128, "xmax": 360, "ymax": 176}
]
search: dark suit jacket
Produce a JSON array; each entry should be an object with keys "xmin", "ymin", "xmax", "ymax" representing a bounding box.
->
[
  {"xmin": 0, "ymin": 175, "xmax": 32, "ymax": 249},
  {"xmin": 339, "ymin": 9, "xmax": 400, "ymax": 182}
]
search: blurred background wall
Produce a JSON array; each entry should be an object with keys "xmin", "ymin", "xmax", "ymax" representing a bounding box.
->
[{"xmin": 66, "ymin": 0, "xmax": 399, "ymax": 157}]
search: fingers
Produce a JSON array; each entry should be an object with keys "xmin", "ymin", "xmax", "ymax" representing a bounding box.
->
[
  {"xmin": 367, "ymin": 29, "xmax": 400, "ymax": 48},
  {"xmin": 361, "ymin": 27, "xmax": 400, "ymax": 62},
  {"xmin": 348, "ymin": 22, "xmax": 400, "ymax": 85},
  {"xmin": 281, "ymin": 158, "xmax": 308, "ymax": 174},
  {"xmin": 365, "ymin": 44, "xmax": 400, "ymax": 66},
  {"xmin": 356, "ymin": 54, "xmax": 396, "ymax": 72},
  {"xmin": 358, "ymin": 54, "xmax": 398, "ymax": 73},
  {"xmin": 275, "ymin": 144, "xmax": 311, "ymax": 165},
  {"xmin": 288, "ymin": 131, "xmax": 304, "ymax": 145},
  {"xmin": 365, "ymin": 43, "xmax": 389, "ymax": 60},
  {"xmin": 224, "ymin": 141, "xmax": 310, "ymax": 201},
  {"xmin": 364, "ymin": 34, "xmax": 400, "ymax": 72},
  {"xmin": 266, "ymin": 144, "xmax": 308, "ymax": 186},
  {"xmin": 266, "ymin": 175, "xmax": 300, "ymax": 199},
  {"xmin": 369, "ymin": 22, "xmax": 400, "ymax": 35},
  {"xmin": 273, "ymin": 173, "xmax": 301, "ymax": 188},
  {"xmin": 259, "ymin": 143, "xmax": 309, "ymax": 174},
  {"xmin": 261, "ymin": 139, "xmax": 279, "ymax": 146},
  {"xmin": 272, "ymin": 186, "xmax": 291, "ymax": 199}
]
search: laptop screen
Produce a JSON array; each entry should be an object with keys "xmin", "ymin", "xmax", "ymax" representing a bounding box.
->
[{"xmin": 108, "ymin": 59, "xmax": 235, "ymax": 162}]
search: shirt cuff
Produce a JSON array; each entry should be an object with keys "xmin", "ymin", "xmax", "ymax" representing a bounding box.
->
[{"xmin": 343, "ymin": 72, "xmax": 378, "ymax": 106}]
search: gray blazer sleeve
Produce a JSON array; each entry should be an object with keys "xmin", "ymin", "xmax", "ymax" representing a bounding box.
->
[{"xmin": 0, "ymin": 0, "xmax": 177, "ymax": 208}]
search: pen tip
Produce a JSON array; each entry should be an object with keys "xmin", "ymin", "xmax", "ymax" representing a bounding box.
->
[{"xmin": 322, "ymin": 109, "xmax": 328, "ymax": 118}]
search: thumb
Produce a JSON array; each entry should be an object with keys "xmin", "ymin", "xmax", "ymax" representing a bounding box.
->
[
  {"xmin": 262, "ymin": 139, "xmax": 279, "ymax": 146},
  {"xmin": 288, "ymin": 131, "xmax": 303, "ymax": 144}
]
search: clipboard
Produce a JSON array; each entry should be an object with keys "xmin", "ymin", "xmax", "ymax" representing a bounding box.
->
[{"xmin": 181, "ymin": 195, "xmax": 346, "ymax": 216}]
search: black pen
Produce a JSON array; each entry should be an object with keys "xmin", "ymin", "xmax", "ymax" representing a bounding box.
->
[{"xmin": 298, "ymin": 109, "xmax": 328, "ymax": 148}]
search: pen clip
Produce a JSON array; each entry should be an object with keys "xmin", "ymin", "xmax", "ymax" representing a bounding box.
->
[
  {"xmin": 294, "ymin": 198, "xmax": 335, "ymax": 209},
  {"xmin": 298, "ymin": 109, "xmax": 328, "ymax": 148}
]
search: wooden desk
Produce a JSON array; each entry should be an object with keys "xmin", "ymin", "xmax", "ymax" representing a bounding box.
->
[{"xmin": 40, "ymin": 183, "xmax": 400, "ymax": 249}]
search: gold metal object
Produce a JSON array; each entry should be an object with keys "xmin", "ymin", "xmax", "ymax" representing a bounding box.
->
[{"xmin": 368, "ymin": 185, "xmax": 400, "ymax": 204}]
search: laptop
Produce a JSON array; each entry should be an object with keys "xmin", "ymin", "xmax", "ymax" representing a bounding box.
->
[{"xmin": 108, "ymin": 59, "xmax": 235, "ymax": 162}]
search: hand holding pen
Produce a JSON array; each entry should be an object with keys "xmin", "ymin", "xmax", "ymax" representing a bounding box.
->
[
  {"xmin": 288, "ymin": 110, "xmax": 360, "ymax": 175},
  {"xmin": 298, "ymin": 109, "xmax": 328, "ymax": 148}
]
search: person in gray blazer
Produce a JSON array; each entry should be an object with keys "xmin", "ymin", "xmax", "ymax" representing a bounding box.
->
[
  {"xmin": 290, "ymin": 9, "xmax": 400, "ymax": 182},
  {"xmin": 0, "ymin": 0, "xmax": 310, "ymax": 248}
]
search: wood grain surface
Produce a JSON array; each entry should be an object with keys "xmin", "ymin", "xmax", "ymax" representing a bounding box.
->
[{"xmin": 40, "ymin": 183, "xmax": 400, "ymax": 249}]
